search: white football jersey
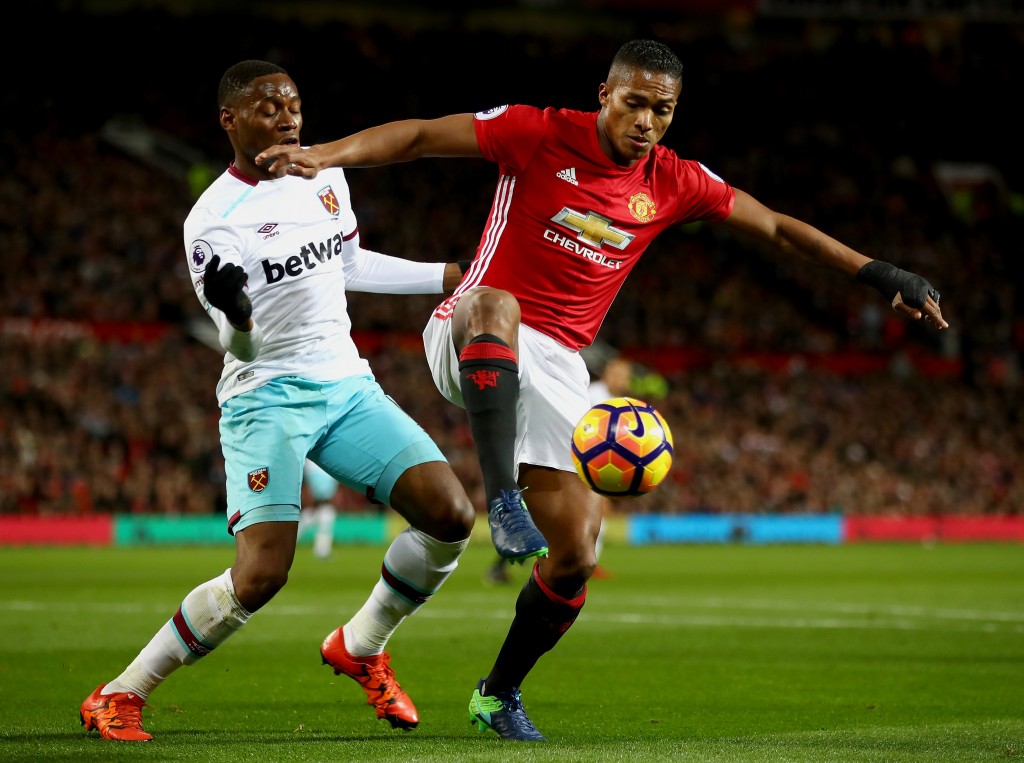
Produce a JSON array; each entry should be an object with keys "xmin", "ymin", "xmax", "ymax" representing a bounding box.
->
[{"xmin": 184, "ymin": 165, "xmax": 440, "ymax": 404}]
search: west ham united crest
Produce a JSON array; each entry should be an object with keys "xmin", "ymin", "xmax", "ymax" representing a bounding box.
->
[
  {"xmin": 318, "ymin": 186, "xmax": 340, "ymax": 216},
  {"xmin": 248, "ymin": 467, "xmax": 269, "ymax": 493}
]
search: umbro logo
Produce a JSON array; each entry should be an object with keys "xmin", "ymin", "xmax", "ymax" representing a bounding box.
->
[{"xmin": 556, "ymin": 167, "xmax": 578, "ymax": 186}]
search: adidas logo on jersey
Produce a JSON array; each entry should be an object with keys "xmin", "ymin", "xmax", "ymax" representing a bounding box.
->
[{"xmin": 556, "ymin": 167, "xmax": 578, "ymax": 186}]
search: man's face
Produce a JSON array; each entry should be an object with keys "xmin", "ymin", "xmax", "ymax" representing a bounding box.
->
[
  {"xmin": 596, "ymin": 67, "xmax": 680, "ymax": 166},
  {"xmin": 223, "ymin": 74, "xmax": 302, "ymax": 166}
]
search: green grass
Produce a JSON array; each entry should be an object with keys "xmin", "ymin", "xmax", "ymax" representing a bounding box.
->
[{"xmin": 1, "ymin": 541, "xmax": 1022, "ymax": 761}]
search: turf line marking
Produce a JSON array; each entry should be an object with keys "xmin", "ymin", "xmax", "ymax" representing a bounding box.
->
[
  {"xmin": 3, "ymin": 600, "xmax": 1023, "ymax": 633},
  {"xmin": 615, "ymin": 596, "xmax": 1024, "ymax": 623}
]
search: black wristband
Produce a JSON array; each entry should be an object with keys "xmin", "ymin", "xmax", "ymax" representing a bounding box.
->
[
  {"xmin": 458, "ymin": 260, "xmax": 472, "ymax": 275},
  {"xmin": 856, "ymin": 259, "xmax": 940, "ymax": 310},
  {"xmin": 855, "ymin": 260, "xmax": 900, "ymax": 299}
]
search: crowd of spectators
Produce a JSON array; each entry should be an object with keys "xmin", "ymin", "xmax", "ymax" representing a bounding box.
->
[{"xmin": 2, "ymin": 8, "xmax": 1021, "ymax": 518}]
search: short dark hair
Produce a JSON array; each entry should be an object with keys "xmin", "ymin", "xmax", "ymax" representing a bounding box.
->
[
  {"xmin": 218, "ymin": 60, "xmax": 289, "ymax": 107},
  {"xmin": 609, "ymin": 39, "xmax": 683, "ymax": 81}
]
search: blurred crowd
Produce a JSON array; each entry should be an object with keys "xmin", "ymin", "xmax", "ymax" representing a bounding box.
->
[{"xmin": 2, "ymin": 9, "xmax": 1021, "ymax": 518}]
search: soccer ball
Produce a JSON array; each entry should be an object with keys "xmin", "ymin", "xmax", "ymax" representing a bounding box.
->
[{"xmin": 570, "ymin": 396, "xmax": 674, "ymax": 497}]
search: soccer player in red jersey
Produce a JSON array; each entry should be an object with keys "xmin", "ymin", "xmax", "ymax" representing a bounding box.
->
[{"xmin": 258, "ymin": 39, "xmax": 948, "ymax": 741}]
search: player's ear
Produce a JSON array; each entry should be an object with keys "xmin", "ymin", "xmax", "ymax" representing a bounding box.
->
[{"xmin": 219, "ymin": 107, "xmax": 235, "ymax": 132}]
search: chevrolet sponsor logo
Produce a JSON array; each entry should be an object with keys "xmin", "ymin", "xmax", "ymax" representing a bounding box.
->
[{"xmin": 550, "ymin": 208, "xmax": 633, "ymax": 250}]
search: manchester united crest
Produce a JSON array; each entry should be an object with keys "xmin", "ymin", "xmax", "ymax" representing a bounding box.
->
[
  {"xmin": 627, "ymin": 192, "xmax": 656, "ymax": 223},
  {"xmin": 248, "ymin": 467, "xmax": 269, "ymax": 493}
]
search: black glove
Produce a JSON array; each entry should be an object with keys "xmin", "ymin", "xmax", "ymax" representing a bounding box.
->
[
  {"xmin": 204, "ymin": 254, "xmax": 252, "ymax": 326},
  {"xmin": 856, "ymin": 260, "xmax": 940, "ymax": 311}
]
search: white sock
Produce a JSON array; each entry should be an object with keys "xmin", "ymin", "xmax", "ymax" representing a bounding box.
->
[
  {"xmin": 103, "ymin": 568, "xmax": 251, "ymax": 699},
  {"xmin": 344, "ymin": 527, "xmax": 468, "ymax": 656}
]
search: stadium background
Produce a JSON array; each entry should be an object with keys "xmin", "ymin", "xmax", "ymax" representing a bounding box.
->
[{"xmin": 3, "ymin": 0, "xmax": 1022, "ymax": 545}]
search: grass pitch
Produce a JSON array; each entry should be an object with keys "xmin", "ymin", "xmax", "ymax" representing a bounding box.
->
[{"xmin": 1, "ymin": 540, "xmax": 1022, "ymax": 762}]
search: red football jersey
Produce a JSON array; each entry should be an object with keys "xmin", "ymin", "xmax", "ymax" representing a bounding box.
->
[{"xmin": 434, "ymin": 105, "xmax": 735, "ymax": 350}]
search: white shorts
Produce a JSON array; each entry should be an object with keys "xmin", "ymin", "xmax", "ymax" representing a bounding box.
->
[{"xmin": 423, "ymin": 313, "xmax": 591, "ymax": 473}]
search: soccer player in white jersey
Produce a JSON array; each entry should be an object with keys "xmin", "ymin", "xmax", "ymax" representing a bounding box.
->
[
  {"xmin": 258, "ymin": 40, "xmax": 948, "ymax": 741},
  {"xmin": 80, "ymin": 60, "xmax": 476, "ymax": 742}
]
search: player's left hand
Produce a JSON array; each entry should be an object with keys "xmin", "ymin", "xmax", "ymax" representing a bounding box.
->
[
  {"xmin": 204, "ymin": 254, "xmax": 252, "ymax": 326},
  {"xmin": 256, "ymin": 145, "xmax": 321, "ymax": 179},
  {"xmin": 856, "ymin": 260, "xmax": 949, "ymax": 329}
]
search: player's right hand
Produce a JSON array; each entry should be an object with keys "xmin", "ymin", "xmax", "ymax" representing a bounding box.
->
[{"xmin": 203, "ymin": 254, "xmax": 252, "ymax": 326}]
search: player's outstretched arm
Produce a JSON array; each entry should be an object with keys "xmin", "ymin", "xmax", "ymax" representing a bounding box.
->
[
  {"xmin": 257, "ymin": 114, "xmax": 482, "ymax": 178},
  {"xmin": 721, "ymin": 189, "xmax": 948, "ymax": 329}
]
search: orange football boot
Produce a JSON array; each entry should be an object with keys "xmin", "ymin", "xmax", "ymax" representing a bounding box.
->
[
  {"xmin": 80, "ymin": 684, "xmax": 153, "ymax": 741},
  {"xmin": 320, "ymin": 626, "xmax": 419, "ymax": 730}
]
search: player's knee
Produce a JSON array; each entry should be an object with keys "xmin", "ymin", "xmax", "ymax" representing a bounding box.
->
[
  {"xmin": 233, "ymin": 567, "xmax": 289, "ymax": 611},
  {"xmin": 392, "ymin": 463, "xmax": 475, "ymax": 541},
  {"xmin": 428, "ymin": 492, "xmax": 475, "ymax": 542},
  {"xmin": 462, "ymin": 288, "xmax": 521, "ymax": 337},
  {"xmin": 542, "ymin": 547, "xmax": 597, "ymax": 595}
]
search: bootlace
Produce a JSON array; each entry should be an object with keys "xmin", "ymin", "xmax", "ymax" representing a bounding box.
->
[
  {"xmin": 103, "ymin": 695, "xmax": 146, "ymax": 729},
  {"xmin": 361, "ymin": 654, "xmax": 404, "ymax": 703},
  {"xmin": 494, "ymin": 489, "xmax": 531, "ymax": 530},
  {"xmin": 495, "ymin": 688, "xmax": 542, "ymax": 736},
  {"xmin": 498, "ymin": 688, "xmax": 525, "ymax": 713}
]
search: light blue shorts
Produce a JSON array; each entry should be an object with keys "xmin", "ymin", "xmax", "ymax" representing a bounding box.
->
[{"xmin": 219, "ymin": 375, "xmax": 445, "ymax": 534}]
